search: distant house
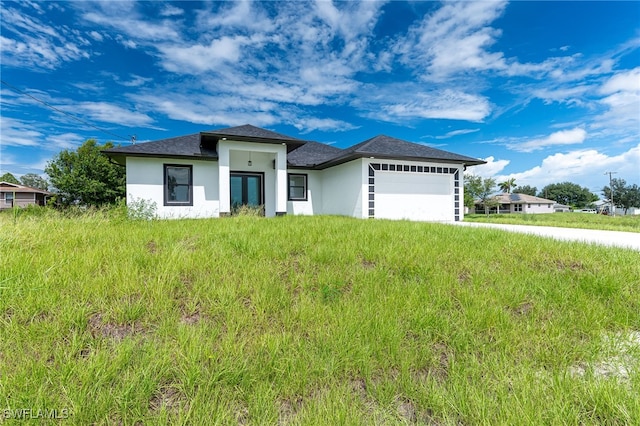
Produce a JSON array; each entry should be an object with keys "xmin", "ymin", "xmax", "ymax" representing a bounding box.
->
[
  {"xmin": 475, "ymin": 193, "xmax": 555, "ymax": 214},
  {"xmin": 104, "ymin": 124, "xmax": 485, "ymax": 222},
  {"xmin": 0, "ymin": 182, "xmax": 51, "ymax": 210},
  {"xmin": 553, "ymin": 203, "xmax": 572, "ymax": 213}
]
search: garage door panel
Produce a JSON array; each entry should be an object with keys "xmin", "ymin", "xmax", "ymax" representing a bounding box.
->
[{"xmin": 374, "ymin": 172, "xmax": 453, "ymax": 221}]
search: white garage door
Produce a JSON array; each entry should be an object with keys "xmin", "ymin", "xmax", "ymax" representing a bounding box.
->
[{"xmin": 374, "ymin": 172, "xmax": 453, "ymax": 221}]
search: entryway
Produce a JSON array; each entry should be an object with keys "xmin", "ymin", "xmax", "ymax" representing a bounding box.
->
[{"xmin": 230, "ymin": 172, "xmax": 264, "ymax": 213}]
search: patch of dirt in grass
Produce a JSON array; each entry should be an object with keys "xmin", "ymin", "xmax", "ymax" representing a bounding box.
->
[
  {"xmin": 87, "ymin": 313, "xmax": 146, "ymax": 340},
  {"xmin": 457, "ymin": 269, "xmax": 472, "ymax": 283},
  {"xmin": 180, "ymin": 308, "xmax": 203, "ymax": 325},
  {"xmin": 508, "ymin": 301, "xmax": 534, "ymax": 317},
  {"xmin": 76, "ymin": 347, "xmax": 91, "ymax": 359},
  {"xmin": 146, "ymin": 240, "xmax": 158, "ymax": 254},
  {"xmin": 234, "ymin": 402, "xmax": 249, "ymax": 425},
  {"xmin": 556, "ymin": 259, "xmax": 585, "ymax": 271},
  {"xmin": 349, "ymin": 377, "xmax": 368, "ymax": 399},
  {"xmin": 568, "ymin": 330, "xmax": 640, "ymax": 383},
  {"xmin": 277, "ymin": 396, "xmax": 304, "ymax": 425},
  {"xmin": 180, "ymin": 236, "xmax": 198, "ymax": 252},
  {"xmin": 179, "ymin": 272, "xmax": 194, "ymax": 288},
  {"xmin": 411, "ymin": 343, "xmax": 451, "ymax": 384},
  {"xmin": 3, "ymin": 307, "xmax": 14, "ymax": 321},
  {"xmin": 149, "ymin": 385, "xmax": 187, "ymax": 414},
  {"xmin": 359, "ymin": 256, "xmax": 377, "ymax": 270},
  {"xmin": 396, "ymin": 397, "xmax": 418, "ymax": 423}
]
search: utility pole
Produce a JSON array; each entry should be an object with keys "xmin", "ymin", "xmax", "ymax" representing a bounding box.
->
[{"xmin": 605, "ymin": 171, "xmax": 617, "ymax": 216}]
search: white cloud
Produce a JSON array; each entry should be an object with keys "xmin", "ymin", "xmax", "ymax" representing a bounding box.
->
[
  {"xmin": 0, "ymin": 6, "xmax": 90, "ymax": 70},
  {"xmin": 158, "ymin": 36, "xmax": 251, "ymax": 72},
  {"xmin": 509, "ymin": 128, "xmax": 587, "ymax": 153},
  {"xmin": 131, "ymin": 93, "xmax": 279, "ymax": 127},
  {"xmin": 194, "ymin": 0, "xmax": 272, "ymax": 31},
  {"xmin": 600, "ymin": 67, "xmax": 640, "ymax": 94},
  {"xmin": 292, "ymin": 117, "xmax": 359, "ymax": 133},
  {"xmin": 81, "ymin": 3, "xmax": 180, "ymax": 42},
  {"xmin": 531, "ymin": 85, "xmax": 591, "ymax": 106},
  {"xmin": 117, "ymin": 74, "xmax": 153, "ymax": 88},
  {"xmin": 467, "ymin": 155, "xmax": 510, "ymax": 178},
  {"xmin": 71, "ymin": 102, "xmax": 155, "ymax": 127},
  {"xmin": 592, "ymin": 67, "xmax": 640, "ymax": 134},
  {"xmin": 396, "ymin": 0, "xmax": 508, "ymax": 79},
  {"xmin": 88, "ymin": 30, "xmax": 103, "ymax": 42},
  {"xmin": 436, "ymin": 128, "xmax": 480, "ymax": 139},
  {"xmin": 377, "ymin": 89, "xmax": 491, "ymax": 122},
  {"xmin": 499, "ymin": 145, "xmax": 640, "ymax": 191},
  {"xmin": 0, "ymin": 117, "xmax": 43, "ymax": 147},
  {"xmin": 159, "ymin": 5, "xmax": 184, "ymax": 17},
  {"xmin": 46, "ymin": 133, "xmax": 85, "ymax": 150}
]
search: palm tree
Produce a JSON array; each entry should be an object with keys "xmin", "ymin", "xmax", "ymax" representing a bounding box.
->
[{"xmin": 499, "ymin": 178, "xmax": 516, "ymax": 194}]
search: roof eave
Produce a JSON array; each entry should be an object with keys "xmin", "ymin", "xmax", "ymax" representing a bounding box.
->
[
  {"xmin": 101, "ymin": 151, "xmax": 218, "ymax": 162},
  {"xmin": 315, "ymin": 152, "xmax": 485, "ymax": 169}
]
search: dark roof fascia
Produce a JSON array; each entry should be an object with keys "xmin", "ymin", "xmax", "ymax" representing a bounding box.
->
[
  {"xmin": 312, "ymin": 152, "xmax": 485, "ymax": 170},
  {"xmin": 203, "ymin": 132, "xmax": 306, "ymax": 152},
  {"xmin": 102, "ymin": 151, "xmax": 218, "ymax": 163}
]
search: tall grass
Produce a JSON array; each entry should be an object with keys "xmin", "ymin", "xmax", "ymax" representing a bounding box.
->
[
  {"xmin": 465, "ymin": 212, "xmax": 640, "ymax": 232},
  {"xmin": 1, "ymin": 211, "xmax": 639, "ymax": 424}
]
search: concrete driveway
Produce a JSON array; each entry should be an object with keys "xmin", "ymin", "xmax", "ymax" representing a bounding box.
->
[{"xmin": 453, "ymin": 222, "xmax": 640, "ymax": 251}]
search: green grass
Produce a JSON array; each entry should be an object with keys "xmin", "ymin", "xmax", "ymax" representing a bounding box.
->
[
  {"xmin": 465, "ymin": 212, "xmax": 640, "ymax": 232},
  {"xmin": 1, "ymin": 211, "xmax": 639, "ymax": 424}
]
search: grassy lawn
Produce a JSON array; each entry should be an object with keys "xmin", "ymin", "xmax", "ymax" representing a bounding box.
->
[
  {"xmin": 1, "ymin": 212, "xmax": 639, "ymax": 424},
  {"xmin": 465, "ymin": 212, "xmax": 640, "ymax": 233}
]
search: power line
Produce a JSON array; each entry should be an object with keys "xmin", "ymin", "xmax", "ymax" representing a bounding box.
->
[{"xmin": 1, "ymin": 79, "xmax": 131, "ymax": 142}]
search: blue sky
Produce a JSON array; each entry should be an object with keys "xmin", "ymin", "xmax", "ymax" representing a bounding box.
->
[{"xmin": 1, "ymin": 0, "xmax": 638, "ymax": 195}]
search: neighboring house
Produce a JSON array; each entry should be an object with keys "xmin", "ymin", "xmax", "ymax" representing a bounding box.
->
[
  {"xmin": 0, "ymin": 181, "xmax": 50, "ymax": 210},
  {"xmin": 594, "ymin": 199, "xmax": 640, "ymax": 216},
  {"xmin": 104, "ymin": 125, "xmax": 485, "ymax": 222},
  {"xmin": 553, "ymin": 203, "xmax": 572, "ymax": 213},
  {"xmin": 475, "ymin": 193, "xmax": 555, "ymax": 214}
]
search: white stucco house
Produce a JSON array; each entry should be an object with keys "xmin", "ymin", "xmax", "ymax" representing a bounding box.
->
[{"xmin": 104, "ymin": 125, "xmax": 485, "ymax": 222}]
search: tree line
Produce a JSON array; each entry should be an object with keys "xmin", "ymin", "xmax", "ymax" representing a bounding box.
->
[
  {"xmin": 464, "ymin": 175, "xmax": 640, "ymax": 214},
  {"xmin": 2, "ymin": 139, "xmax": 125, "ymax": 208}
]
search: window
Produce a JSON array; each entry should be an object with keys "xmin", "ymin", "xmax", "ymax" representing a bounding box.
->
[
  {"xmin": 514, "ymin": 204, "xmax": 523, "ymax": 212},
  {"xmin": 5, "ymin": 192, "xmax": 13, "ymax": 202},
  {"xmin": 164, "ymin": 164, "xmax": 193, "ymax": 206},
  {"xmin": 288, "ymin": 173, "xmax": 307, "ymax": 201}
]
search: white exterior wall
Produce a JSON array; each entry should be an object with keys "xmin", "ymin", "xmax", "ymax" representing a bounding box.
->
[
  {"xmin": 286, "ymin": 170, "xmax": 323, "ymax": 215},
  {"xmin": 126, "ymin": 157, "xmax": 219, "ymax": 219},
  {"xmin": 522, "ymin": 203, "xmax": 554, "ymax": 214},
  {"xmin": 366, "ymin": 160, "xmax": 462, "ymax": 222},
  {"xmin": 218, "ymin": 140, "xmax": 287, "ymax": 217},
  {"xmin": 321, "ymin": 159, "xmax": 366, "ymax": 218}
]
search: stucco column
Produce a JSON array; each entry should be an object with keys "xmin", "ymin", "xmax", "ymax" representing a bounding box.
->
[
  {"xmin": 218, "ymin": 141, "xmax": 230, "ymax": 215},
  {"xmin": 275, "ymin": 146, "xmax": 287, "ymax": 215}
]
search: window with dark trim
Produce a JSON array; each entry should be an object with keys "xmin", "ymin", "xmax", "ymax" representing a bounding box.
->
[
  {"xmin": 164, "ymin": 164, "xmax": 193, "ymax": 206},
  {"xmin": 288, "ymin": 173, "xmax": 307, "ymax": 201}
]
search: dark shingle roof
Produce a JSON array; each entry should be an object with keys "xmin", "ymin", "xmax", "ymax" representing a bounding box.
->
[
  {"xmin": 287, "ymin": 141, "xmax": 345, "ymax": 167},
  {"xmin": 205, "ymin": 124, "xmax": 305, "ymax": 142},
  {"xmin": 104, "ymin": 133, "xmax": 216, "ymax": 163},
  {"xmin": 315, "ymin": 135, "xmax": 485, "ymax": 167},
  {"xmin": 104, "ymin": 125, "xmax": 485, "ymax": 168}
]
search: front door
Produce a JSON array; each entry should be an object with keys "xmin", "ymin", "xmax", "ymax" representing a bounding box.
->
[{"xmin": 230, "ymin": 173, "xmax": 264, "ymax": 212}]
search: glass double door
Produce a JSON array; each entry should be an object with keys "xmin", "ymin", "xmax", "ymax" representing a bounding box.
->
[{"xmin": 230, "ymin": 173, "xmax": 263, "ymax": 211}]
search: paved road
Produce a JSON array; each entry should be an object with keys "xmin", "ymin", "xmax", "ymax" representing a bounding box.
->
[{"xmin": 453, "ymin": 222, "xmax": 640, "ymax": 251}]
